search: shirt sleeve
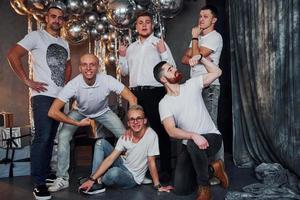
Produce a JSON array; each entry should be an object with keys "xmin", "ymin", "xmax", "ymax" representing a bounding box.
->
[
  {"xmin": 119, "ymin": 56, "xmax": 129, "ymax": 76},
  {"xmin": 115, "ymin": 137, "xmax": 126, "ymax": 152},
  {"xmin": 161, "ymin": 42, "xmax": 177, "ymax": 68},
  {"xmin": 159, "ymin": 99, "xmax": 173, "ymax": 122},
  {"xmin": 189, "ymin": 76, "xmax": 204, "ymax": 90},
  {"xmin": 201, "ymin": 33, "xmax": 223, "ymax": 52},
  {"xmin": 106, "ymin": 75, "xmax": 125, "ymax": 94},
  {"xmin": 17, "ymin": 31, "xmax": 38, "ymax": 51},
  {"xmin": 57, "ymin": 80, "xmax": 76, "ymax": 103},
  {"xmin": 147, "ymin": 130, "xmax": 160, "ymax": 156}
]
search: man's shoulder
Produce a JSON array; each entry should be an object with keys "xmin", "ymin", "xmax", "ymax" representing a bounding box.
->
[{"xmin": 206, "ymin": 30, "xmax": 222, "ymax": 39}]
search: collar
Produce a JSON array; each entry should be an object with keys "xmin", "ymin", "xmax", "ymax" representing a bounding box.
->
[
  {"xmin": 80, "ymin": 73, "xmax": 101, "ymax": 88},
  {"xmin": 137, "ymin": 33, "xmax": 155, "ymax": 45}
]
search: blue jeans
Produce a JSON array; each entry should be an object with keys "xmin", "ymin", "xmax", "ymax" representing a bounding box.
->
[
  {"xmin": 31, "ymin": 95, "xmax": 60, "ymax": 186},
  {"xmin": 202, "ymin": 85, "xmax": 224, "ymax": 161},
  {"xmin": 92, "ymin": 139, "xmax": 137, "ymax": 189},
  {"xmin": 57, "ymin": 109, "xmax": 125, "ymax": 180}
]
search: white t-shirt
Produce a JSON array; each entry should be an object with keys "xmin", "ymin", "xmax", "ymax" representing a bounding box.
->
[
  {"xmin": 115, "ymin": 127, "xmax": 159, "ymax": 184},
  {"xmin": 119, "ymin": 33, "xmax": 176, "ymax": 87},
  {"xmin": 58, "ymin": 73, "xmax": 124, "ymax": 118},
  {"xmin": 18, "ymin": 30, "xmax": 70, "ymax": 98},
  {"xmin": 189, "ymin": 30, "xmax": 223, "ymax": 85},
  {"xmin": 159, "ymin": 77, "xmax": 220, "ymax": 145}
]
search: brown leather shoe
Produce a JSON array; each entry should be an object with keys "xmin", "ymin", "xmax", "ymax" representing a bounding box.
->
[
  {"xmin": 211, "ymin": 159, "xmax": 229, "ymax": 188},
  {"xmin": 196, "ymin": 186, "xmax": 211, "ymax": 200}
]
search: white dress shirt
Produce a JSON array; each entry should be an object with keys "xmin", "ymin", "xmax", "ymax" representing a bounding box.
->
[{"xmin": 119, "ymin": 34, "xmax": 176, "ymax": 87}]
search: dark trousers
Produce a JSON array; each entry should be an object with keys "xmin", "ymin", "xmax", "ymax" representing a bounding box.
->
[
  {"xmin": 31, "ymin": 95, "xmax": 60, "ymax": 186},
  {"xmin": 132, "ymin": 87, "xmax": 172, "ymax": 174},
  {"xmin": 174, "ymin": 133, "xmax": 222, "ymax": 195}
]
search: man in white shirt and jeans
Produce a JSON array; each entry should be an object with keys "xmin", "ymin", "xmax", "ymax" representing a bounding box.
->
[
  {"xmin": 7, "ymin": 2, "xmax": 71, "ymax": 199},
  {"xmin": 118, "ymin": 11, "xmax": 176, "ymax": 182},
  {"xmin": 79, "ymin": 105, "xmax": 173, "ymax": 194},
  {"xmin": 153, "ymin": 55, "xmax": 229, "ymax": 200},
  {"xmin": 47, "ymin": 53, "xmax": 137, "ymax": 192}
]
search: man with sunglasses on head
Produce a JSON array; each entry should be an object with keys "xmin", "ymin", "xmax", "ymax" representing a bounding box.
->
[{"xmin": 79, "ymin": 105, "xmax": 173, "ymax": 195}]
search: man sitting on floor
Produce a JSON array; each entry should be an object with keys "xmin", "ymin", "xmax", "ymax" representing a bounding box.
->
[
  {"xmin": 78, "ymin": 105, "xmax": 173, "ymax": 194},
  {"xmin": 153, "ymin": 54, "xmax": 229, "ymax": 200}
]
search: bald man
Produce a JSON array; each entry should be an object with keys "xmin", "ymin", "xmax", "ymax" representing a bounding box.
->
[{"xmin": 47, "ymin": 53, "xmax": 137, "ymax": 192}]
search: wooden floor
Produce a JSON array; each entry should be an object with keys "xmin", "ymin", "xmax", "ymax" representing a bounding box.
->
[{"xmin": 0, "ymin": 154, "xmax": 257, "ymax": 200}]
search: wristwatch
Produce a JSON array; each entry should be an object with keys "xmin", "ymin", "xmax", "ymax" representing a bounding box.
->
[
  {"xmin": 154, "ymin": 183, "xmax": 162, "ymax": 190},
  {"xmin": 89, "ymin": 176, "xmax": 96, "ymax": 182}
]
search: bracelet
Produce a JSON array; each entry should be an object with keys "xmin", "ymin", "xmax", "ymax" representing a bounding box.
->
[
  {"xmin": 192, "ymin": 37, "xmax": 199, "ymax": 41},
  {"xmin": 198, "ymin": 54, "xmax": 203, "ymax": 62},
  {"xmin": 154, "ymin": 183, "xmax": 162, "ymax": 190},
  {"xmin": 89, "ymin": 176, "xmax": 96, "ymax": 182}
]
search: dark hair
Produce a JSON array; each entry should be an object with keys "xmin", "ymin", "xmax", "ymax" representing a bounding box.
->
[
  {"xmin": 136, "ymin": 11, "xmax": 153, "ymax": 21},
  {"xmin": 200, "ymin": 5, "xmax": 218, "ymax": 18},
  {"xmin": 153, "ymin": 61, "xmax": 167, "ymax": 83}
]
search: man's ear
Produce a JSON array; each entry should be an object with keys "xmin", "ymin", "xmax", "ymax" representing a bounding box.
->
[
  {"xmin": 212, "ymin": 17, "xmax": 217, "ymax": 24},
  {"xmin": 160, "ymin": 76, "xmax": 167, "ymax": 84}
]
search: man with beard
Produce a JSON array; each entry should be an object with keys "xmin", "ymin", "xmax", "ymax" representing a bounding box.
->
[
  {"xmin": 118, "ymin": 11, "xmax": 176, "ymax": 182},
  {"xmin": 6, "ymin": 2, "xmax": 71, "ymax": 200},
  {"xmin": 153, "ymin": 55, "xmax": 229, "ymax": 200}
]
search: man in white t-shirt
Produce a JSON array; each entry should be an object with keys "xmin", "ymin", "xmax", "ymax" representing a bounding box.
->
[
  {"xmin": 47, "ymin": 53, "xmax": 137, "ymax": 192},
  {"xmin": 78, "ymin": 105, "xmax": 173, "ymax": 194},
  {"xmin": 153, "ymin": 55, "xmax": 229, "ymax": 200},
  {"xmin": 181, "ymin": 5, "xmax": 224, "ymax": 184},
  {"xmin": 6, "ymin": 2, "xmax": 71, "ymax": 200}
]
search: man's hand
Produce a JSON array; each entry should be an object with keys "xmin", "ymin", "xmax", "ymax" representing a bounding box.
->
[
  {"xmin": 153, "ymin": 36, "xmax": 166, "ymax": 54},
  {"xmin": 118, "ymin": 43, "xmax": 128, "ymax": 57},
  {"xmin": 78, "ymin": 118, "xmax": 92, "ymax": 127},
  {"xmin": 189, "ymin": 54, "xmax": 203, "ymax": 67},
  {"xmin": 158, "ymin": 185, "xmax": 174, "ymax": 193},
  {"xmin": 192, "ymin": 26, "xmax": 202, "ymax": 38},
  {"xmin": 25, "ymin": 79, "xmax": 48, "ymax": 93},
  {"xmin": 191, "ymin": 134, "xmax": 209, "ymax": 149},
  {"xmin": 78, "ymin": 180, "xmax": 94, "ymax": 192},
  {"xmin": 122, "ymin": 129, "xmax": 133, "ymax": 141}
]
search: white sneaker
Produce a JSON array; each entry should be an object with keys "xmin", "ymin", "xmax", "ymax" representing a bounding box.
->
[
  {"xmin": 48, "ymin": 177, "xmax": 69, "ymax": 192},
  {"xmin": 141, "ymin": 177, "xmax": 152, "ymax": 184}
]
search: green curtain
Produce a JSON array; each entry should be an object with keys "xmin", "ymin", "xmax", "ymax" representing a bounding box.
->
[{"xmin": 229, "ymin": 0, "xmax": 300, "ymax": 176}]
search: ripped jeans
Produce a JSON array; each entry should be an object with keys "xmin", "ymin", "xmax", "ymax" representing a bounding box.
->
[{"xmin": 202, "ymin": 85, "xmax": 224, "ymax": 161}]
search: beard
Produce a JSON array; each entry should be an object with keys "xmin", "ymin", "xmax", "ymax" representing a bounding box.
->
[
  {"xmin": 167, "ymin": 71, "xmax": 183, "ymax": 84},
  {"xmin": 50, "ymin": 23, "xmax": 61, "ymax": 32}
]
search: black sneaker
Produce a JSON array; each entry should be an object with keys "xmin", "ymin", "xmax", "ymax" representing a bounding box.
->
[
  {"xmin": 78, "ymin": 177, "xmax": 106, "ymax": 195},
  {"xmin": 46, "ymin": 174, "xmax": 57, "ymax": 187},
  {"xmin": 33, "ymin": 185, "xmax": 51, "ymax": 200}
]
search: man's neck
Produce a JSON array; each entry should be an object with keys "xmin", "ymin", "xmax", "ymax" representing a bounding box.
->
[
  {"xmin": 165, "ymin": 83, "xmax": 180, "ymax": 96},
  {"xmin": 45, "ymin": 28, "xmax": 60, "ymax": 38},
  {"xmin": 201, "ymin": 26, "xmax": 215, "ymax": 36},
  {"xmin": 139, "ymin": 35, "xmax": 150, "ymax": 43},
  {"xmin": 132, "ymin": 127, "xmax": 147, "ymax": 143}
]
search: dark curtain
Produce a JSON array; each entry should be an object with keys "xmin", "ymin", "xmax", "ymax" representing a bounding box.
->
[{"xmin": 229, "ymin": 0, "xmax": 300, "ymax": 177}]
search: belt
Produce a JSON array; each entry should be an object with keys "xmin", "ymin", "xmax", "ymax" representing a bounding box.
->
[{"xmin": 130, "ymin": 86, "xmax": 161, "ymax": 91}]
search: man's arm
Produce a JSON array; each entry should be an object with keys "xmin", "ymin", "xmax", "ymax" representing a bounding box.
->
[
  {"xmin": 147, "ymin": 156, "xmax": 160, "ymax": 186},
  {"xmin": 6, "ymin": 44, "xmax": 48, "ymax": 92},
  {"xmin": 162, "ymin": 116, "xmax": 209, "ymax": 149},
  {"xmin": 181, "ymin": 47, "xmax": 213, "ymax": 65},
  {"xmin": 64, "ymin": 60, "xmax": 72, "ymax": 84},
  {"xmin": 189, "ymin": 55, "xmax": 222, "ymax": 87},
  {"xmin": 79, "ymin": 149, "xmax": 122, "ymax": 191},
  {"xmin": 48, "ymin": 99, "xmax": 90, "ymax": 127},
  {"xmin": 119, "ymin": 87, "xmax": 137, "ymax": 106}
]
